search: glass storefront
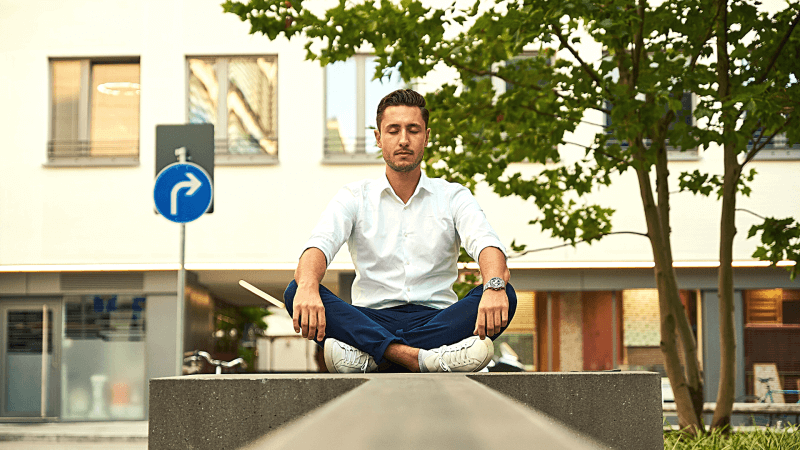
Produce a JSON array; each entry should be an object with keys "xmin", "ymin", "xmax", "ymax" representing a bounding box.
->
[
  {"xmin": 1, "ymin": 301, "xmax": 60, "ymax": 418},
  {"xmin": 61, "ymin": 295, "xmax": 146, "ymax": 420}
]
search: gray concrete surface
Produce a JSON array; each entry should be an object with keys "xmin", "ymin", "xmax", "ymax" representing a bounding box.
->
[
  {"xmin": 469, "ymin": 371, "xmax": 663, "ymax": 449},
  {"xmin": 148, "ymin": 374, "xmax": 367, "ymax": 450},
  {"xmin": 0, "ymin": 421, "xmax": 147, "ymax": 442},
  {"xmin": 243, "ymin": 374, "xmax": 606, "ymax": 450},
  {"xmin": 149, "ymin": 372, "xmax": 663, "ymax": 450},
  {"xmin": 0, "ymin": 442, "xmax": 147, "ymax": 450}
]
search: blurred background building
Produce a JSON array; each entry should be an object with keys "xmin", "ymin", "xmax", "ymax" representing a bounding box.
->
[{"xmin": 0, "ymin": 0, "xmax": 798, "ymax": 422}]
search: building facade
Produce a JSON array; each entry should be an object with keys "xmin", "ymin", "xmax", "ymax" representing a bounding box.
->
[{"xmin": 1, "ymin": 0, "xmax": 798, "ymax": 421}]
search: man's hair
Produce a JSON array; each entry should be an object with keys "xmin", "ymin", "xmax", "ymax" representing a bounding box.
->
[{"xmin": 376, "ymin": 89, "xmax": 429, "ymax": 131}]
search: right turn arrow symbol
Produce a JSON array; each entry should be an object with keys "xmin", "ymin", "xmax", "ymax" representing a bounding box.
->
[{"xmin": 170, "ymin": 172, "xmax": 202, "ymax": 216}]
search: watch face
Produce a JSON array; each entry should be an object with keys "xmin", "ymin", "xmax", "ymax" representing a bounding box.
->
[{"xmin": 488, "ymin": 278, "xmax": 504, "ymax": 290}]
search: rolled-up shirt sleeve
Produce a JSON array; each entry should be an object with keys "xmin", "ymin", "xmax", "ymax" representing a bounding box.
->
[
  {"xmin": 300, "ymin": 186, "xmax": 358, "ymax": 267},
  {"xmin": 451, "ymin": 186, "xmax": 507, "ymax": 261}
]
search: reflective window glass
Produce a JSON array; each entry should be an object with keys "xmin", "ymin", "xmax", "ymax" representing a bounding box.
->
[
  {"xmin": 188, "ymin": 56, "xmax": 278, "ymax": 157},
  {"xmin": 188, "ymin": 58, "xmax": 218, "ymax": 127},
  {"xmin": 90, "ymin": 63, "xmax": 140, "ymax": 156},
  {"xmin": 61, "ymin": 295, "xmax": 146, "ymax": 420},
  {"xmin": 325, "ymin": 55, "xmax": 406, "ymax": 158},
  {"xmin": 326, "ymin": 59, "xmax": 357, "ymax": 154},
  {"xmin": 364, "ymin": 57, "xmax": 404, "ymax": 154},
  {"xmin": 48, "ymin": 58, "xmax": 140, "ymax": 160},
  {"xmin": 51, "ymin": 61, "xmax": 81, "ymax": 155}
]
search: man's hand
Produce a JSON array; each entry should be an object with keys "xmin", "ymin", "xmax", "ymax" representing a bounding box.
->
[
  {"xmin": 473, "ymin": 288, "xmax": 509, "ymax": 340},
  {"xmin": 292, "ymin": 285, "xmax": 326, "ymax": 342}
]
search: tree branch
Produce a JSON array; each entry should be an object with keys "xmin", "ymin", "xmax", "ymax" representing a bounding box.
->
[
  {"xmin": 740, "ymin": 117, "xmax": 791, "ymax": 167},
  {"xmin": 509, "ymin": 231, "xmax": 649, "ymax": 257},
  {"xmin": 441, "ymin": 55, "xmax": 570, "ymax": 102},
  {"xmin": 584, "ymin": 143, "xmax": 631, "ymax": 165},
  {"xmin": 632, "ymin": 0, "xmax": 645, "ymax": 86},
  {"xmin": 736, "ymin": 208, "xmax": 766, "ymax": 220},
  {"xmin": 755, "ymin": 9, "xmax": 800, "ymax": 85},
  {"xmin": 689, "ymin": 8, "xmax": 721, "ymax": 72},
  {"xmin": 550, "ymin": 23, "xmax": 611, "ymax": 98}
]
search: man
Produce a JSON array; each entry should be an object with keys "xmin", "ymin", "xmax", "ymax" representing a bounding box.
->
[{"xmin": 284, "ymin": 89, "xmax": 516, "ymax": 373}]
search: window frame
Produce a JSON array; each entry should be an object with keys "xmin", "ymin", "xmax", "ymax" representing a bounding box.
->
[
  {"xmin": 747, "ymin": 129, "xmax": 800, "ymax": 161},
  {"xmin": 186, "ymin": 55, "xmax": 279, "ymax": 166},
  {"xmin": 45, "ymin": 57, "xmax": 141, "ymax": 167},
  {"xmin": 322, "ymin": 54, "xmax": 407, "ymax": 165}
]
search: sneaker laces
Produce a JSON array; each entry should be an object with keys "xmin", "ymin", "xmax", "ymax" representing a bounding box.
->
[
  {"xmin": 433, "ymin": 339, "xmax": 472, "ymax": 372},
  {"xmin": 340, "ymin": 342, "xmax": 371, "ymax": 373}
]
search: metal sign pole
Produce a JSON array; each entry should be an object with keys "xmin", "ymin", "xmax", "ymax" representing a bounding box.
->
[
  {"xmin": 154, "ymin": 137, "xmax": 212, "ymax": 376},
  {"xmin": 41, "ymin": 304, "xmax": 48, "ymax": 418},
  {"xmin": 176, "ymin": 147, "xmax": 187, "ymax": 376}
]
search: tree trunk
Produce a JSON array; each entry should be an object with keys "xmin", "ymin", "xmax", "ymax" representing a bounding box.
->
[
  {"xmin": 634, "ymin": 160, "xmax": 703, "ymax": 434},
  {"xmin": 653, "ymin": 133, "xmax": 705, "ymax": 426},
  {"xmin": 711, "ymin": 0, "xmax": 739, "ymax": 429}
]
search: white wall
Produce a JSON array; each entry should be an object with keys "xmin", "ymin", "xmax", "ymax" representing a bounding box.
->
[{"xmin": 1, "ymin": 0, "xmax": 797, "ymax": 270}]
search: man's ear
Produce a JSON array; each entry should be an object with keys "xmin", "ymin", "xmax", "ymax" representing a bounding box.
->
[{"xmin": 374, "ymin": 129, "xmax": 382, "ymax": 148}]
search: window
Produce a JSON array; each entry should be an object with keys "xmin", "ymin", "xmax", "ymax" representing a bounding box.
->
[
  {"xmin": 188, "ymin": 56, "xmax": 278, "ymax": 164},
  {"xmin": 604, "ymin": 92, "xmax": 697, "ymax": 159},
  {"xmin": 745, "ymin": 289, "xmax": 800, "ymax": 325},
  {"xmin": 324, "ymin": 55, "xmax": 406, "ymax": 162},
  {"xmin": 49, "ymin": 58, "xmax": 140, "ymax": 165},
  {"xmin": 62, "ymin": 295, "xmax": 146, "ymax": 420},
  {"xmin": 747, "ymin": 130, "xmax": 800, "ymax": 160}
]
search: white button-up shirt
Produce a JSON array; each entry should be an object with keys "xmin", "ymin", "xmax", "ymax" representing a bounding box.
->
[{"xmin": 302, "ymin": 172, "xmax": 506, "ymax": 310}]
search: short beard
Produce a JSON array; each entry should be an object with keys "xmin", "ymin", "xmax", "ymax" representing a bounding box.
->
[{"xmin": 384, "ymin": 151, "xmax": 423, "ymax": 173}]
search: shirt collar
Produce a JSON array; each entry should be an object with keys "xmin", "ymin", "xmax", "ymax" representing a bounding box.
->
[{"xmin": 377, "ymin": 171, "xmax": 433, "ymax": 203}]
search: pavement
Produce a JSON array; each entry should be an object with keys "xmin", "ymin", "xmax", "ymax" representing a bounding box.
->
[{"xmin": 0, "ymin": 421, "xmax": 147, "ymax": 443}]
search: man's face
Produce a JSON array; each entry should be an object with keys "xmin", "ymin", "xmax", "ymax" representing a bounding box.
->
[{"xmin": 375, "ymin": 105, "xmax": 430, "ymax": 174}]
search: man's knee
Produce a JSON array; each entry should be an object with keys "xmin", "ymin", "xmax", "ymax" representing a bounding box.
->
[
  {"xmin": 283, "ymin": 280, "xmax": 298, "ymax": 314},
  {"xmin": 505, "ymin": 283, "xmax": 518, "ymax": 323},
  {"xmin": 506, "ymin": 283, "xmax": 517, "ymax": 310}
]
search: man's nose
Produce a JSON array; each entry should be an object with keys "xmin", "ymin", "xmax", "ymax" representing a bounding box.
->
[{"xmin": 399, "ymin": 130, "xmax": 410, "ymax": 145}]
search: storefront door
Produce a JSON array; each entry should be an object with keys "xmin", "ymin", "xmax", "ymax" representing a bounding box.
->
[{"xmin": 0, "ymin": 299, "xmax": 62, "ymax": 419}]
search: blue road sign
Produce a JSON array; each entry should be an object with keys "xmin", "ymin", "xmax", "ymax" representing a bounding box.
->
[{"xmin": 154, "ymin": 163, "xmax": 213, "ymax": 223}]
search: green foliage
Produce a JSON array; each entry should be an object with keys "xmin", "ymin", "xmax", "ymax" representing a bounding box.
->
[
  {"xmin": 749, "ymin": 217, "xmax": 800, "ymax": 280},
  {"xmin": 679, "ymin": 169, "xmax": 757, "ymax": 199},
  {"xmin": 224, "ymin": 0, "xmax": 800, "ymax": 427},
  {"xmin": 454, "ymin": 248, "xmax": 481, "ymax": 299},
  {"xmin": 664, "ymin": 425, "xmax": 800, "ymax": 449},
  {"xmin": 214, "ymin": 306, "xmax": 271, "ymax": 371},
  {"xmin": 222, "ymin": 0, "xmax": 800, "ymax": 254}
]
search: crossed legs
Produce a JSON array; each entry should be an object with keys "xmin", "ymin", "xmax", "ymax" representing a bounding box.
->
[{"xmin": 283, "ymin": 281, "xmax": 517, "ymax": 372}]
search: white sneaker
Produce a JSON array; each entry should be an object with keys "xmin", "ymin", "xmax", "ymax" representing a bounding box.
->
[
  {"xmin": 323, "ymin": 338, "xmax": 378, "ymax": 373},
  {"xmin": 422, "ymin": 336, "xmax": 494, "ymax": 372}
]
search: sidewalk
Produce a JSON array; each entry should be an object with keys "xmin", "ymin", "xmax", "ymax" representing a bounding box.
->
[{"xmin": 0, "ymin": 421, "xmax": 147, "ymax": 442}]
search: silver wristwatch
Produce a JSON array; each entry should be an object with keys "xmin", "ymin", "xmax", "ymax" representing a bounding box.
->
[{"xmin": 483, "ymin": 277, "xmax": 506, "ymax": 292}]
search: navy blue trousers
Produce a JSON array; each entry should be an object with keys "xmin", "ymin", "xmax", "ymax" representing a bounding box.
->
[{"xmin": 283, "ymin": 281, "xmax": 517, "ymax": 365}]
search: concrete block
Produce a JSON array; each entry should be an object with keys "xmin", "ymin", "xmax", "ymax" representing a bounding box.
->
[
  {"xmin": 148, "ymin": 372, "xmax": 662, "ymax": 450},
  {"xmin": 469, "ymin": 372, "xmax": 662, "ymax": 450},
  {"xmin": 148, "ymin": 374, "xmax": 367, "ymax": 450},
  {"xmin": 242, "ymin": 374, "xmax": 606, "ymax": 450}
]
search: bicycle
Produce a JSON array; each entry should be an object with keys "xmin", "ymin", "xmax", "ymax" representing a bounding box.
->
[
  {"xmin": 756, "ymin": 377, "xmax": 800, "ymax": 405},
  {"xmin": 738, "ymin": 377, "xmax": 800, "ymax": 427},
  {"xmin": 183, "ymin": 350, "xmax": 247, "ymax": 375}
]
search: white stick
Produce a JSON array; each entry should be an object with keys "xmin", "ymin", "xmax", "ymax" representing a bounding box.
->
[{"xmin": 239, "ymin": 280, "xmax": 285, "ymax": 309}]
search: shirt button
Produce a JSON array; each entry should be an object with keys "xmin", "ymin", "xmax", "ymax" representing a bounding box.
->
[
  {"xmin": 407, "ymin": 287, "xmax": 410, "ymax": 291},
  {"xmin": 405, "ymin": 261, "xmax": 410, "ymax": 265}
]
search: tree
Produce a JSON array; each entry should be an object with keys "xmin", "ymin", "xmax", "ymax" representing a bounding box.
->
[{"xmin": 223, "ymin": 0, "xmax": 800, "ymax": 432}]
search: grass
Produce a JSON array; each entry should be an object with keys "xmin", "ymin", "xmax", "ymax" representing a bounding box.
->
[{"xmin": 664, "ymin": 425, "xmax": 800, "ymax": 449}]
